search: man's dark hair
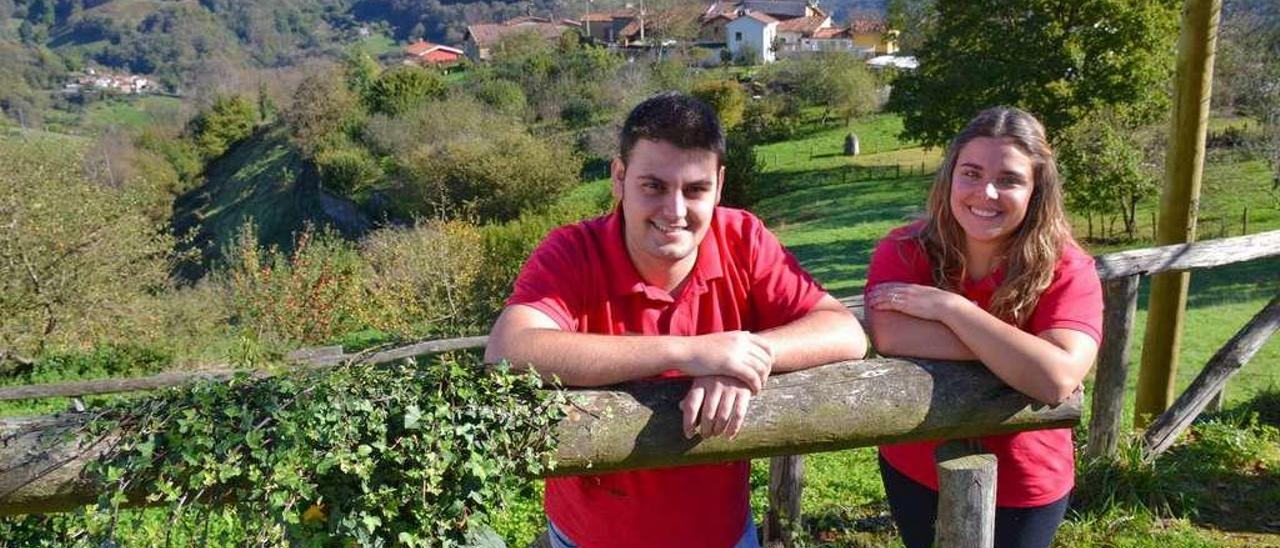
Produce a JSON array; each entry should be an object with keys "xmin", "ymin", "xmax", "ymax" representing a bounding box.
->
[{"xmin": 618, "ymin": 92, "xmax": 725, "ymax": 166}]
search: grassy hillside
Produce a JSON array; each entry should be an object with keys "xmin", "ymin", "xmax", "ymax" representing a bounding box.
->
[{"xmin": 171, "ymin": 124, "xmax": 367, "ymax": 277}]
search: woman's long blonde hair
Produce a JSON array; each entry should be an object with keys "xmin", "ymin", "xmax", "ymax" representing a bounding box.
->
[{"xmin": 917, "ymin": 107, "xmax": 1073, "ymax": 326}]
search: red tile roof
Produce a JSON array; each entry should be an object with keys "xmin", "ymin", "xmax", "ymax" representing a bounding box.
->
[
  {"xmin": 466, "ymin": 19, "xmax": 579, "ymax": 48},
  {"xmin": 849, "ymin": 18, "xmax": 887, "ymax": 34},
  {"xmin": 739, "ymin": 11, "xmax": 779, "ymax": 24},
  {"xmin": 404, "ymin": 40, "xmax": 463, "ymax": 57},
  {"xmin": 811, "ymin": 27, "xmax": 851, "ymax": 39},
  {"xmin": 776, "ymin": 14, "xmax": 827, "ymax": 34}
]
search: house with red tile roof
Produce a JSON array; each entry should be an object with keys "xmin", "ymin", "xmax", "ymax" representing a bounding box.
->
[
  {"xmin": 403, "ymin": 40, "xmax": 465, "ymax": 66},
  {"xmin": 705, "ymin": 1, "xmax": 896, "ymax": 63}
]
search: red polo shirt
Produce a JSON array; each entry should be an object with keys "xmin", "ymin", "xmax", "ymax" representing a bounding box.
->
[
  {"xmin": 508, "ymin": 207, "xmax": 828, "ymax": 547},
  {"xmin": 865, "ymin": 223, "xmax": 1102, "ymax": 508}
]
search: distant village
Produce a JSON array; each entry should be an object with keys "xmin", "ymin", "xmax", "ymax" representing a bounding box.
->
[
  {"xmin": 59, "ymin": 0, "xmax": 913, "ymax": 98},
  {"xmin": 62, "ymin": 67, "xmax": 160, "ymax": 95},
  {"xmin": 403, "ymin": 0, "xmax": 916, "ymax": 70}
]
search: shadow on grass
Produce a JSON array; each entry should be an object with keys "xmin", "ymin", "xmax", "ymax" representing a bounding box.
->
[{"xmin": 1075, "ymin": 390, "xmax": 1280, "ymax": 536}]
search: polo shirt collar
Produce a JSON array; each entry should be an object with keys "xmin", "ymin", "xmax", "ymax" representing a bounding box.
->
[{"xmin": 603, "ymin": 207, "xmax": 725, "ymax": 300}]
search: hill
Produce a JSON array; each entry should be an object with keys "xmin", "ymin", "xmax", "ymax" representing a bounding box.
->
[{"xmin": 171, "ymin": 123, "xmax": 371, "ymax": 279}]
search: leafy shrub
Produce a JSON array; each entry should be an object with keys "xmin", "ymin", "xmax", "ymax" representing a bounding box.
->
[
  {"xmin": 0, "ymin": 135, "xmax": 172, "ymax": 356},
  {"xmin": 285, "ymin": 72, "xmax": 365, "ymax": 158},
  {"xmin": 188, "ymin": 95, "xmax": 258, "ymax": 159},
  {"xmin": 225, "ymin": 223, "xmax": 370, "ymax": 347},
  {"xmin": 365, "ymin": 65, "xmax": 446, "ymax": 117},
  {"xmin": 721, "ymin": 132, "xmax": 762, "ymax": 208},
  {"xmin": 469, "ymin": 77, "xmax": 527, "ymax": 118},
  {"xmin": 359, "ymin": 220, "xmax": 487, "ymax": 338},
  {"xmin": 63, "ymin": 356, "xmax": 565, "ymax": 546},
  {"xmin": 315, "ymin": 143, "xmax": 382, "ymax": 196},
  {"xmin": 691, "ymin": 79, "xmax": 746, "ymax": 130}
]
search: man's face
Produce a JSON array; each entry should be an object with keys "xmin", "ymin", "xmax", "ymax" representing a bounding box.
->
[{"xmin": 612, "ymin": 138, "xmax": 723, "ymax": 286}]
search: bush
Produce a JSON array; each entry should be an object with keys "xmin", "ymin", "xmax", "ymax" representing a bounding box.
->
[
  {"xmin": 721, "ymin": 132, "xmax": 762, "ymax": 208},
  {"xmin": 225, "ymin": 223, "xmax": 370, "ymax": 347},
  {"xmin": 0, "ymin": 135, "xmax": 172, "ymax": 356},
  {"xmin": 315, "ymin": 143, "xmax": 382, "ymax": 196},
  {"xmin": 691, "ymin": 79, "xmax": 747, "ymax": 130},
  {"xmin": 188, "ymin": 95, "xmax": 258, "ymax": 159},
  {"xmin": 285, "ymin": 72, "xmax": 365, "ymax": 158},
  {"xmin": 469, "ymin": 77, "xmax": 527, "ymax": 118},
  {"xmin": 359, "ymin": 220, "xmax": 487, "ymax": 338},
  {"xmin": 365, "ymin": 65, "xmax": 446, "ymax": 117}
]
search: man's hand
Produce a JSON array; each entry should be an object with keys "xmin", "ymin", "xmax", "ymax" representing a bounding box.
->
[
  {"xmin": 678, "ymin": 331, "xmax": 774, "ymax": 393},
  {"xmin": 680, "ymin": 375, "xmax": 753, "ymax": 440}
]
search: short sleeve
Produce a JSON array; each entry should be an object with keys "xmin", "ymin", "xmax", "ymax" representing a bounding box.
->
[
  {"xmin": 864, "ymin": 225, "xmax": 934, "ymax": 301},
  {"xmin": 746, "ymin": 218, "xmax": 828, "ymax": 329},
  {"xmin": 1028, "ymin": 246, "xmax": 1103, "ymax": 344},
  {"xmin": 506, "ymin": 227, "xmax": 584, "ymax": 331}
]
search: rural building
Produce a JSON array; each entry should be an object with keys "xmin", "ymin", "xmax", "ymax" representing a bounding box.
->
[
  {"xmin": 726, "ymin": 11, "xmax": 779, "ymax": 63},
  {"xmin": 403, "ymin": 40, "xmax": 465, "ymax": 66},
  {"xmin": 703, "ymin": 0, "xmax": 897, "ymax": 64},
  {"xmin": 463, "ymin": 17, "xmax": 582, "ymax": 61}
]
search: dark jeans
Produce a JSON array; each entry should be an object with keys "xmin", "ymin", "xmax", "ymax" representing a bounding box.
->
[{"xmin": 878, "ymin": 454, "xmax": 1070, "ymax": 548}]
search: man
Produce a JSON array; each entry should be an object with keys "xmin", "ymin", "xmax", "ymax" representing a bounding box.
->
[{"xmin": 485, "ymin": 92, "xmax": 866, "ymax": 547}]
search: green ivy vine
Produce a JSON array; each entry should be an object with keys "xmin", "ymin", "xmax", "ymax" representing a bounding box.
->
[{"xmin": 1, "ymin": 354, "xmax": 565, "ymax": 547}]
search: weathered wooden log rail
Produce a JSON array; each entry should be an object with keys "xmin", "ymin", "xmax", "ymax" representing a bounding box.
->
[
  {"xmin": 0, "ymin": 358, "xmax": 1079, "ymax": 516},
  {"xmin": 1085, "ymin": 229, "xmax": 1280, "ymax": 461}
]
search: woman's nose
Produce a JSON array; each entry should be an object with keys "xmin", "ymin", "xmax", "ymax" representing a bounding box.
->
[{"xmin": 984, "ymin": 181, "xmax": 999, "ymax": 200}]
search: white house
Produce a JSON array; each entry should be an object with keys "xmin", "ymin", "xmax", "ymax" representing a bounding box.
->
[{"xmin": 726, "ymin": 11, "xmax": 778, "ymax": 63}]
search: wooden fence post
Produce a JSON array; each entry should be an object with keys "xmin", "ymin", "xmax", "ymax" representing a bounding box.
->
[
  {"xmin": 765, "ymin": 455, "xmax": 805, "ymax": 547},
  {"xmin": 1143, "ymin": 294, "xmax": 1280, "ymax": 459},
  {"xmin": 935, "ymin": 441, "xmax": 996, "ymax": 548},
  {"xmin": 1086, "ymin": 275, "xmax": 1141, "ymax": 460}
]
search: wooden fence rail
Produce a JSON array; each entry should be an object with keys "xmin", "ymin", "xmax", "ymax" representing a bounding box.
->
[
  {"xmin": 0, "ymin": 358, "xmax": 1078, "ymax": 516},
  {"xmin": 1084, "ymin": 229, "xmax": 1280, "ymax": 460}
]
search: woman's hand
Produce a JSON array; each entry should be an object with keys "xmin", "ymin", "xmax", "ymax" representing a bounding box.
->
[{"xmin": 867, "ymin": 282, "xmax": 969, "ymax": 322}]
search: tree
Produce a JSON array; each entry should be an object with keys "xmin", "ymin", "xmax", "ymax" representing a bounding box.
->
[
  {"xmin": 188, "ymin": 95, "xmax": 258, "ymax": 159},
  {"xmin": 887, "ymin": 0, "xmax": 1180, "ymax": 148},
  {"xmin": 691, "ymin": 79, "xmax": 746, "ymax": 130},
  {"xmin": 0, "ymin": 136, "xmax": 172, "ymax": 355},
  {"xmin": 1058, "ymin": 112, "xmax": 1157, "ymax": 240},
  {"xmin": 885, "ymin": 0, "xmax": 935, "ymax": 54},
  {"xmin": 285, "ymin": 72, "xmax": 363, "ymax": 157}
]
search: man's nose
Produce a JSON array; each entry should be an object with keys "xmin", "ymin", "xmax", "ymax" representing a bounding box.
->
[{"xmin": 664, "ymin": 190, "xmax": 686, "ymax": 218}]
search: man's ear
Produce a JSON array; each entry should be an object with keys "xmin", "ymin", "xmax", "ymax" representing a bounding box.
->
[
  {"xmin": 610, "ymin": 156, "xmax": 626, "ymax": 202},
  {"xmin": 715, "ymin": 164, "xmax": 726, "ymax": 205}
]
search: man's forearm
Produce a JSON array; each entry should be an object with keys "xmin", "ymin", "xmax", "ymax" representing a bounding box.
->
[
  {"xmin": 488, "ymin": 329, "xmax": 689, "ymax": 387},
  {"xmin": 761, "ymin": 298, "xmax": 867, "ymax": 372}
]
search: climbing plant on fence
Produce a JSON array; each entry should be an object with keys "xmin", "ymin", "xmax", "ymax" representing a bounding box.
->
[{"xmin": 0, "ymin": 354, "xmax": 565, "ymax": 547}]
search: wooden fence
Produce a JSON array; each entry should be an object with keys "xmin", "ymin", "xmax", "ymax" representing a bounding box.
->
[{"xmin": 0, "ymin": 230, "xmax": 1277, "ymax": 546}]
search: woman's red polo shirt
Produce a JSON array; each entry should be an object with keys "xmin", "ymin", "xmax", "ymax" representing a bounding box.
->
[
  {"xmin": 865, "ymin": 223, "xmax": 1103, "ymax": 508},
  {"xmin": 508, "ymin": 207, "xmax": 829, "ymax": 546}
]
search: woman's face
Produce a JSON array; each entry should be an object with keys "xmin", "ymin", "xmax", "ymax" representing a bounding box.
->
[{"xmin": 948, "ymin": 136, "xmax": 1036, "ymax": 254}]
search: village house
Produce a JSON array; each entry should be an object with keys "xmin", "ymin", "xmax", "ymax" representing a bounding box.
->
[
  {"xmin": 702, "ymin": 0, "xmax": 897, "ymax": 64},
  {"xmin": 403, "ymin": 40, "xmax": 465, "ymax": 66},
  {"xmin": 65, "ymin": 68, "xmax": 158, "ymax": 95},
  {"xmin": 580, "ymin": 9, "xmax": 641, "ymax": 45},
  {"xmin": 463, "ymin": 16, "xmax": 581, "ymax": 61}
]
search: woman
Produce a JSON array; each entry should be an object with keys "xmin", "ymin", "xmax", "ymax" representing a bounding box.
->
[{"xmin": 865, "ymin": 107, "xmax": 1102, "ymax": 548}]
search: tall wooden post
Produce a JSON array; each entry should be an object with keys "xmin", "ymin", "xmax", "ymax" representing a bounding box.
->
[{"xmin": 1134, "ymin": 0, "xmax": 1221, "ymax": 426}]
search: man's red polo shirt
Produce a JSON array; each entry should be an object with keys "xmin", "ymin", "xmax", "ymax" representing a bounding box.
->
[
  {"xmin": 865, "ymin": 223, "xmax": 1103, "ymax": 508},
  {"xmin": 507, "ymin": 207, "xmax": 828, "ymax": 547}
]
